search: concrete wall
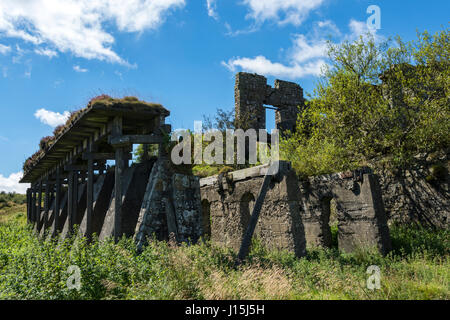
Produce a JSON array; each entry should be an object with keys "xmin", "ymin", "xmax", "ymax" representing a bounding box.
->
[
  {"xmin": 376, "ymin": 156, "xmax": 449, "ymax": 229},
  {"xmin": 200, "ymin": 163, "xmax": 392, "ymax": 256},
  {"xmin": 300, "ymin": 169, "xmax": 391, "ymax": 254},
  {"xmin": 200, "ymin": 163, "xmax": 307, "ymax": 257},
  {"xmin": 134, "ymin": 159, "xmax": 203, "ymax": 251}
]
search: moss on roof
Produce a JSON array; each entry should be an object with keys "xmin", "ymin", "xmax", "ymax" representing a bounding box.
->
[
  {"xmin": 22, "ymin": 95, "xmax": 167, "ymax": 177},
  {"xmin": 87, "ymin": 95, "xmax": 167, "ymax": 114}
]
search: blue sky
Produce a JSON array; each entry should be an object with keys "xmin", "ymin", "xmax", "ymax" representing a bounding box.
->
[{"xmin": 0, "ymin": 0, "xmax": 448, "ymax": 193}]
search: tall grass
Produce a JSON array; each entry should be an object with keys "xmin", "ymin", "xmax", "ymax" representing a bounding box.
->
[{"xmin": 0, "ymin": 207, "xmax": 448, "ymax": 300}]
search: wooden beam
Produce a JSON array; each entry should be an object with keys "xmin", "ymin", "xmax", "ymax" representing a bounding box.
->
[
  {"xmin": 64, "ymin": 164, "xmax": 106, "ymax": 171},
  {"xmin": 82, "ymin": 152, "xmax": 132, "ymax": 161},
  {"xmin": 67, "ymin": 171, "xmax": 74, "ymax": 235},
  {"xmin": 31, "ymin": 187, "xmax": 36, "ymax": 224},
  {"xmin": 43, "ymin": 175, "xmax": 50, "ymax": 233},
  {"xmin": 55, "ymin": 167, "xmax": 61, "ymax": 233},
  {"xmin": 72, "ymin": 171, "xmax": 78, "ymax": 233},
  {"xmin": 108, "ymin": 134, "xmax": 163, "ymax": 147},
  {"xmin": 86, "ymin": 138, "xmax": 94, "ymax": 241},
  {"xmin": 26, "ymin": 188, "xmax": 31, "ymax": 223},
  {"xmin": 113, "ymin": 116, "xmax": 123, "ymax": 242},
  {"xmin": 37, "ymin": 181, "xmax": 43, "ymax": 232}
]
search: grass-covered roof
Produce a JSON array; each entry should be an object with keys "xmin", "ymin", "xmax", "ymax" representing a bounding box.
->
[{"xmin": 21, "ymin": 95, "xmax": 169, "ymax": 182}]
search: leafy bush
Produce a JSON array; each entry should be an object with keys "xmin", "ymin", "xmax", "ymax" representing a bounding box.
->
[{"xmin": 0, "ymin": 207, "xmax": 448, "ymax": 300}]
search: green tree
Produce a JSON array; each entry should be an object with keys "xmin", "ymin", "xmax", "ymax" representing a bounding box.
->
[{"xmin": 281, "ymin": 27, "xmax": 449, "ymax": 177}]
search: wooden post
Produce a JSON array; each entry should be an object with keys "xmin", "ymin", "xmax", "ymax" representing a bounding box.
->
[
  {"xmin": 37, "ymin": 180, "xmax": 42, "ymax": 232},
  {"xmin": 44, "ymin": 175, "xmax": 50, "ymax": 232},
  {"xmin": 67, "ymin": 171, "xmax": 74, "ymax": 235},
  {"xmin": 31, "ymin": 185, "xmax": 36, "ymax": 224},
  {"xmin": 113, "ymin": 116, "xmax": 123, "ymax": 242},
  {"xmin": 86, "ymin": 138, "xmax": 94, "ymax": 240},
  {"xmin": 72, "ymin": 170, "xmax": 78, "ymax": 232},
  {"xmin": 26, "ymin": 188, "xmax": 30, "ymax": 223},
  {"xmin": 55, "ymin": 167, "xmax": 61, "ymax": 233},
  {"xmin": 142, "ymin": 144, "xmax": 149, "ymax": 161}
]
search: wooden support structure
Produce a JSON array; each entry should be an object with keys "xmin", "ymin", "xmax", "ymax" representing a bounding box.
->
[
  {"xmin": 19, "ymin": 98, "xmax": 170, "ymax": 241},
  {"xmin": 72, "ymin": 170, "xmax": 78, "ymax": 233},
  {"xmin": 31, "ymin": 186, "xmax": 36, "ymax": 224},
  {"xmin": 82, "ymin": 152, "xmax": 131, "ymax": 161},
  {"xmin": 64, "ymin": 164, "xmax": 107, "ymax": 171},
  {"xmin": 109, "ymin": 134, "xmax": 163, "ymax": 147},
  {"xmin": 67, "ymin": 171, "xmax": 74, "ymax": 235},
  {"xmin": 113, "ymin": 116, "xmax": 123, "ymax": 242},
  {"xmin": 36, "ymin": 181, "xmax": 42, "ymax": 232},
  {"xmin": 86, "ymin": 138, "xmax": 94, "ymax": 240},
  {"xmin": 55, "ymin": 167, "xmax": 61, "ymax": 232},
  {"xmin": 26, "ymin": 188, "xmax": 31, "ymax": 223},
  {"xmin": 43, "ymin": 176, "xmax": 50, "ymax": 231}
]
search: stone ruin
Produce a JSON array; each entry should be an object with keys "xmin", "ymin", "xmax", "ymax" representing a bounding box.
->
[
  {"xmin": 21, "ymin": 73, "xmax": 449, "ymax": 258},
  {"xmin": 235, "ymin": 72, "xmax": 304, "ymax": 133}
]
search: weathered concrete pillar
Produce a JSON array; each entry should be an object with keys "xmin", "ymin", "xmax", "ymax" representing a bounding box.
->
[
  {"xmin": 200, "ymin": 162, "xmax": 307, "ymax": 258},
  {"xmin": 335, "ymin": 174, "xmax": 392, "ymax": 255},
  {"xmin": 301, "ymin": 170, "xmax": 392, "ymax": 255}
]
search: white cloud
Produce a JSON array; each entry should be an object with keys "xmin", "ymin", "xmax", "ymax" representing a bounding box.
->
[
  {"xmin": 73, "ymin": 65, "xmax": 88, "ymax": 73},
  {"xmin": 206, "ymin": 0, "xmax": 218, "ymax": 20},
  {"xmin": 222, "ymin": 33, "xmax": 328, "ymax": 79},
  {"xmin": 34, "ymin": 48, "xmax": 58, "ymax": 58},
  {"xmin": 0, "ymin": 0, "xmax": 185, "ymax": 65},
  {"xmin": 317, "ymin": 20, "xmax": 341, "ymax": 37},
  {"xmin": 290, "ymin": 34, "xmax": 327, "ymax": 63},
  {"xmin": 348, "ymin": 19, "xmax": 383, "ymax": 42},
  {"xmin": 242, "ymin": 0, "xmax": 325, "ymax": 26},
  {"xmin": 0, "ymin": 172, "xmax": 29, "ymax": 194},
  {"xmin": 34, "ymin": 108, "xmax": 71, "ymax": 128},
  {"xmin": 222, "ymin": 17, "xmax": 387, "ymax": 80},
  {"xmin": 223, "ymin": 55, "xmax": 326, "ymax": 79},
  {"xmin": 0, "ymin": 43, "xmax": 11, "ymax": 54}
]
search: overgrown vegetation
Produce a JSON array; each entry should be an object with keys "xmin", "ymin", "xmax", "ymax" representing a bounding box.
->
[
  {"xmin": 0, "ymin": 205, "xmax": 448, "ymax": 300},
  {"xmin": 281, "ymin": 28, "xmax": 449, "ymax": 177}
]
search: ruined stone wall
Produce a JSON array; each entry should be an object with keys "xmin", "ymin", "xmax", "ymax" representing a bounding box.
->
[
  {"xmin": 200, "ymin": 163, "xmax": 307, "ymax": 257},
  {"xmin": 234, "ymin": 72, "xmax": 305, "ymax": 134},
  {"xmin": 200, "ymin": 163, "xmax": 392, "ymax": 256},
  {"xmin": 300, "ymin": 169, "xmax": 392, "ymax": 254},
  {"xmin": 134, "ymin": 159, "xmax": 203, "ymax": 251},
  {"xmin": 375, "ymin": 153, "xmax": 450, "ymax": 229},
  {"xmin": 235, "ymin": 73, "xmax": 267, "ymax": 131}
]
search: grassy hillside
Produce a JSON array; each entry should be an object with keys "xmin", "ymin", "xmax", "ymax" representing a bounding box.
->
[{"xmin": 0, "ymin": 203, "xmax": 448, "ymax": 300}]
